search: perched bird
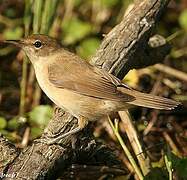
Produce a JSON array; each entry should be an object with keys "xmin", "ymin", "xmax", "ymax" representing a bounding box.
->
[{"xmin": 4, "ymin": 34, "xmax": 180, "ymax": 141}]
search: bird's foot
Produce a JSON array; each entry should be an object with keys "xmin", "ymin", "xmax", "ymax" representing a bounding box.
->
[{"xmin": 34, "ymin": 116, "xmax": 88, "ymax": 145}]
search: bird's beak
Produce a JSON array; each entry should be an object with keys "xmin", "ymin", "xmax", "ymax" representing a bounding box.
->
[{"xmin": 2, "ymin": 40, "xmax": 24, "ymax": 48}]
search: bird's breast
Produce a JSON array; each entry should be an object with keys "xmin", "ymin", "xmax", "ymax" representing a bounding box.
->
[{"xmin": 33, "ymin": 62, "xmax": 76, "ymax": 108}]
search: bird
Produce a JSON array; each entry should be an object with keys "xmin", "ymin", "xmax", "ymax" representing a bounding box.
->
[{"xmin": 4, "ymin": 34, "xmax": 180, "ymax": 142}]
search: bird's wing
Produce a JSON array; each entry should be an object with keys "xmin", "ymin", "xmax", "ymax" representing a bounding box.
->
[{"xmin": 48, "ymin": 54, "xmax": 135, "ymax": 102}]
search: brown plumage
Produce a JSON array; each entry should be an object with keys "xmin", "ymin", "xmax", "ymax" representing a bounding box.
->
[
  {"xmin": 4, "ymin": 34, "xmax": 180, "ymax": 142},
  {"xmin": 48, "ymin": 50, "xmax": 178, "ymax": 110}
]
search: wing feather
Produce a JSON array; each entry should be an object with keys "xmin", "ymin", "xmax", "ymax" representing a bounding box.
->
[{"xmin": 48, "ymin": 53, "xmax": 134, "ymax": 102}]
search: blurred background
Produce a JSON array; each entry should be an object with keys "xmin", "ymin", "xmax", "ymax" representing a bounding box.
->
[{"xmin": 0, "ymin": 0, "xmax": 187, "ymax": 178}]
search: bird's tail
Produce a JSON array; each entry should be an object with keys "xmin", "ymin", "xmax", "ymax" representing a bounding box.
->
[{"xmin": 118, "ymin": 87, "xmax": 180, "ymax": 110}]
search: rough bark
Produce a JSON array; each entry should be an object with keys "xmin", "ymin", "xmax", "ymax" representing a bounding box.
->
[
  {"xmin": 0, "ymin": 0, "xmax": 170, "ymax": 179},
  {"xmin": 90, "ymin": 0, "xmax": 170, "ymax": 78}
]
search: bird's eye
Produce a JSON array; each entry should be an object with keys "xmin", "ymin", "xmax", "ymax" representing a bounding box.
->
[{"xmin": 33, "ymin": 40, "xmax": 42, "ymax": 48}]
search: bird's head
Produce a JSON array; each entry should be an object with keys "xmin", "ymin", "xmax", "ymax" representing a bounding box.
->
[{"xmin": 4, "ymin": 34, "xmax": 61, "ymax": 63}]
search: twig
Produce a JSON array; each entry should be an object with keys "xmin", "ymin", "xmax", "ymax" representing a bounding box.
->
[
  {"xmin": 143, "ymin": 73, "xmax": 163, "ymax": 135},
  {"xmin": 162, "ymin": 132, "xmax": 182, "ymax": 157},
  {"xmin": 167, "ymin": 30, "xmax": 184, "ymax": 42},
  {"xmin": 119, "ymin": 111, "xmax": 151, "ymax": 176},
  {"xmin": 119, "ymin": 152, "xmax": 134, "ymax": 174},
  {"xmin": 108, "ymin": 117, "xmax": 144, "ymax": 180},
  {"xmin": 19, "ymin": 0, "xmax": 32, "ymax": 117},
  {"xmin": 19, "ymin": 56, "xmax": 28, "ymax": 116},
  {"xmin": 143, "ymin": 111, "xmax": 159, "ymax": 136},
  {"xmin": 164, "ymin": 154, "xmax": 173, "ymax": 180},
  {"xmin": 154, "ymin": 63, "xmax": 187, "ymax": 82},
  {"xmin": 31, "ymin": 0, "xmax": 44, "ymax": 107},
  {"xmin": 21, "ymin": 127, "xmax": 30, "ymax": 148}
]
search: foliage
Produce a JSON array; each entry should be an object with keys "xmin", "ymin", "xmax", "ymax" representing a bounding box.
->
[{"xmin": 28, "ymin": 105, "xmax": 53, "ymax": 128}]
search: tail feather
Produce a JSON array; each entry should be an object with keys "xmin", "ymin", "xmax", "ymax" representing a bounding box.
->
[{"xmin": 118, "ymin": 87, "xmax": 180, "ymax": 110}]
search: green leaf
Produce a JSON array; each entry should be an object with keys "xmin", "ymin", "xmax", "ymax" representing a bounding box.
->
[
  {"xmin": 7, "ymin": 118, "xmax": 19, "ymax": 130},
  {"xmin": 76, "ymin": 38, "xmax": 100, "ymax": 59},
  {"xmin": 31, "ymin": 127, "xmax": 43, "ymax": 139},
  {"xmin": 28, "ymin": 105, "xmax": 53, "ymax": 127},
  {"xmin": 0, "ymin": 129, "xmax": 9, "ymax": 136},
  {"xmin": 62, "ymin": 17, "xmax": 92, "ymax": 44},
  {"xmin": 167, "ymin": 152, "xmax": 187, "ymax": 179},
  {"xmin": 5, "ymin": 8, "xmax": 16, "ymax": 18},
  {"xmin": 179, "ymin": 9, "xmax": 187, "ymax": 31},
  {"xmin": 175, "ymin": 158, "xmax": 187, "ymax": 179},
  {"xmin": 74, "ymin": 0, "xmax": 82, "ymax": 7},
  {"xmin": 101, "ymin": 0, "xmax": 119, "ymax": 8},
  {"xmin": 3, "ymin": 27, "xmax": 23, "ymax": 40},
  {"xmin": 0, "ymin": 117, "xmax": 7, "ymax": 129},
  {"xmin": 144, "ymin": 168, "xmax": 168, "ymax": 180},
  {"xmin": 0, "ymin": 129, "xmax": 17, "ymax": 142}
]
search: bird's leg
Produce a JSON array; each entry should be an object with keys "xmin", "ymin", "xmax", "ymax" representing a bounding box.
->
[{"xmin": 36, "ymin": 116, "xmax": 88, "ymax": 145}]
